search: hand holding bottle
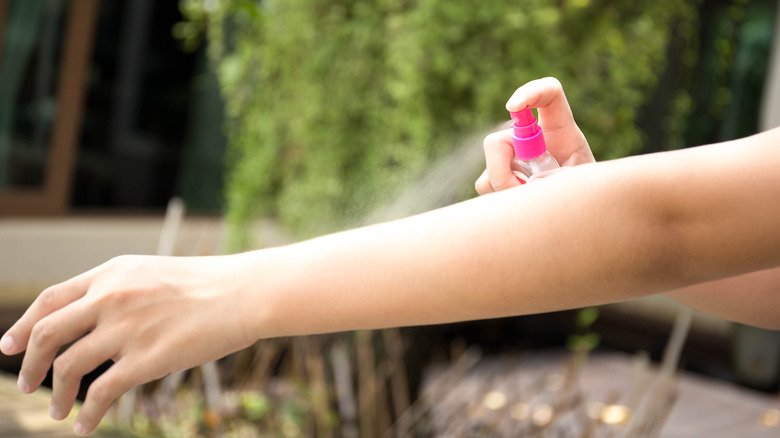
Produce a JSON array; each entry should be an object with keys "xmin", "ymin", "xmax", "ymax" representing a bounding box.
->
[
  {"xmin": 475, "ymin": 77, "xmax": 595, "ymax": 195},
  {"xmin": 508, "ymin": 106, "xmax": 561, "ymax": 182}
]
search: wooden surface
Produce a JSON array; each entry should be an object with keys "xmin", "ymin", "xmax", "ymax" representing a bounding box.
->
[
  {"xmin": 0, "ymin": 372, "xmax": 109, "ymax": 437},
  {"xmin": 2, "ymin": 353, "xmax": 778, "ymax": 437},
  {"xmin": 583, "ymin": 353, "xmax": 779, "ymax": 437},
  {"xmin": 420, "ymin": 351, "xmax": 780, "ymax": 437}
]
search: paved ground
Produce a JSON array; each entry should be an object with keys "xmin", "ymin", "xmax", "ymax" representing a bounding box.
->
[{"xmin": 421, "ymin": 351, "xmax": 780, "ymax": 437}]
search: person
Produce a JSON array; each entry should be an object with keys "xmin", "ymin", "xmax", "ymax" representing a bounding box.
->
[{"xmin": 1, "ymin": 77, "xmax": 779, "ymax": 435}]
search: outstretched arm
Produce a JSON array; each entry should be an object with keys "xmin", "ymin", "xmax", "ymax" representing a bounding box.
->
[
  {"xmin": 2, "ymin": 88, "xmax": 780, "ymax": 435},
  {"xmin": 244, "ymin": 131, "xmax": 780, "ymax": 342}
]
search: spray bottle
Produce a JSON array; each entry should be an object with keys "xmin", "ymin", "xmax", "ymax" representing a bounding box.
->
[{"xmin": 509, "ymin": 107, "xmax": 559, "ymax": 183}]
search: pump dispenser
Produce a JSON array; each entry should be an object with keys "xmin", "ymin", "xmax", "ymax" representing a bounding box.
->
[{"xmin": 509, "ymin": 107, "xmax": 559, "ymax": 183}]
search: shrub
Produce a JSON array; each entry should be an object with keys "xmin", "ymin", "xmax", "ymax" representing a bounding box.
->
[{"xmin": 180, "ymin": 0, "xmax": 698, "ymax": 247}]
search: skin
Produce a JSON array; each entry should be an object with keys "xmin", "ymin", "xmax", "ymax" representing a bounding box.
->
[
  {"xmin": 478, "ymin": 77, "xmax": 780, "ymax": 328},
  {"xmin": 1, "ymin": 78, "xmax": 779, "ymax": 435}
]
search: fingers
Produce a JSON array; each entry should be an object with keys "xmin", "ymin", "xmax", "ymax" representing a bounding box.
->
[
  {"xmin": 506, "ymin": 77, "xmax": 567, "ymax": 110},
  {"xmin": 505, "ymin": 77, "xmax": 594, "ymax": 167},
  {"xmin": 17, "ymin": 300, "xmax": 97, "ymax": 394},
  {"xmin": 1, "ymin": 270, "xmax": 94, "ymax": 356},
  {"xmin": 475, "ymin": 170, "xmax": 493, "ymax": 195},
  {"xmin": 476, "ymin": 78, "xmax": 587, "ymax": 195},
  {"xmin": 505, "ymin": 77, "xmax": 575, "ymax": 131},
  {"xmin": 49, "ymin": 330, "xmax": 118, "ymax": 421},
  {"xmin": 481, "ymin": 129, "xmax": 522, "ymax": 193},
  {"xmin": 74, "ymin": 361, "xmax": 138, "ymax": 435}
]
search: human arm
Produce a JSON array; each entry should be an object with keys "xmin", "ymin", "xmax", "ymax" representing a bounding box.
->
[
  {"xmin": 476, "ymin": 77, "xmax": 780, "ymax": 329},
  {"xmin": 665, "ymin": 267, "xmax": 780, "ymax": 328},
  {"xmin": 248, "ymin": 132, "xmax": 780, "ymax": 340},
  {"xmin": 3, "ymin": 99, "xmax": 780, "ymax": 435}
]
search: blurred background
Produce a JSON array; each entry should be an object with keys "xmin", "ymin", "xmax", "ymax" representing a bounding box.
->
[{"xmin": 0, "ymin": 0, "xmax": 779, "ymax": 436}]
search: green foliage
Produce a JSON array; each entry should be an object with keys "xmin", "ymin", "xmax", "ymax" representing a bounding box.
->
[
  {"xmin": 101, "ymin": 388, "xmax": 311, "ymax": 438},
  {"xmin": 240, "ymin": 391, "xmax": 272, "ymax": 421},
  {"xmin": 575, "ymin": 306, "xmax": 599, "ymax": 329},
  {"xmin": 182, "ymin": 0, "xmax": 698, "ymax": 247},
  {"xmin": 681, "ymin": 0, "xmax": 775, "ymax": 146},
  {"xmin": 567, "ymin": 332, "xmax": 601, "ymax": 352},
  {"xmin": 568, "ymin": 306, "xmax": 601, "ymax": 352}
]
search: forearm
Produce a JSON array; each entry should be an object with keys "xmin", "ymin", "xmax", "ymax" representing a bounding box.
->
[
  {"xmin": 666, "ymin": 268, "xmax": 780, "ymax": 329},
  {"xmin": 658, "ymin": 129, "xmax": 780, "ymax": 329},
  {"xmin": 236, "ymin": 171, "xmax": 663, "ymax": 339},
  {"xmin": 235, "ymin": 130, "xmax": 780, "ymax": 339}
]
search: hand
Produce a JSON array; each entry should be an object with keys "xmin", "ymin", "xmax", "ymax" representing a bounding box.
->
[
  {"xmin": 475, "ymin": 77, "xmax": 595, "ymax": 195},
  {"xmin": 0, "ymin": 254, "xmax": 254, "ymax": 435}
]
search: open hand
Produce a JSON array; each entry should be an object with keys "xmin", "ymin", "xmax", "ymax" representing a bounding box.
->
[{"xmin": 0, "ymin": 254, "xmax": 253, "ymax": 435}]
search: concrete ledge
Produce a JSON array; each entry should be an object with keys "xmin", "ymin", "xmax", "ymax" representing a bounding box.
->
[{"xmin": 0, "ymin": 216, "xmax": 223, "ymax": 307}]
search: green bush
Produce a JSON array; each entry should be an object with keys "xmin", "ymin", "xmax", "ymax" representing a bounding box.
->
[{"xmin": 180, "ymin": 0, "xmax": 698, "ymax": 247}]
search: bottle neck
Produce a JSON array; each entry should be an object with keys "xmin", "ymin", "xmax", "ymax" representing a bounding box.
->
[{"xmin": 512, "ymin": 128, "xmax": 547, "ymax": 160}]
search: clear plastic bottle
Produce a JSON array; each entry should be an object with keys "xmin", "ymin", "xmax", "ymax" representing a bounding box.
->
[{"xmin": 509, "ymin": 107, "xmax": 559, "ymax": 183}]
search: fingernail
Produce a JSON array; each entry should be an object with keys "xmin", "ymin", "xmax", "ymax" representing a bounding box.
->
[
  {"xmin": 49, "ymin": 403, "xmax": 61, "ymax": 420},
  {"xmin": 17, "ymin": 376, "xmax": 32, "ymax": 394},
  {"xmin": 74, "ymin": 421, "xmax": 89, "ymax": 435},
  {"xmin": 0, "ymin": 334, "xmax": 14, "ymax": 354}
]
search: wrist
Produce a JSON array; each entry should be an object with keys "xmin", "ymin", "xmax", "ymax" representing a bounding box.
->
[{"xmin": 227, "ymin": 247, "xmax": 293, "ymax": 343}]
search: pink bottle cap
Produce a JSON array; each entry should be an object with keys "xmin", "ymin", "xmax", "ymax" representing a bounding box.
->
[{"xmin": 510, "ymin": 107, "xmax": 546, "ymax": 160}]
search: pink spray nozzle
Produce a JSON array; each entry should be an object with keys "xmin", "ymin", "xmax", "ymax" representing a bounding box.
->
[
  {"xmin": 510, "ymin": 107, "xmax": 537, "ymax": 128},
  {"xmin": 510, "ymin": 107, "xmax": 546, "ymax": 160}
]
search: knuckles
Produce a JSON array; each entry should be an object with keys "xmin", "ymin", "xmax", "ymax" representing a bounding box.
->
[
  {"xmin": 30, "ymin": 318, "xmax": 57, "ymax": 347},
  {"xmin": 482, "ymin": 132, "xmax": 505, "ymax": 150},
  {"xmin": 528, "ymin": 76, "xmax": 564, "ymax": 99},
  {"xmin": 53, "ymin": 353, "xmax": 76, "ymax": 382},
  {"xmin": 86, "ymin": 379, "xmax": 114, "ymax": 408},
  {"xmin": 36, "ymin": 286, "xmax": 61, "ymax": 313},
  {"xmin": 103, "ymin": 254, "xmax": 143, "ymax": 273},
  {"xmin": 540, "ymin": 76, "xmax": 563, "ymax": 93},
  {"xmin": 91, "ymin": 255, "xmax": 158, "ymax": 302}
]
